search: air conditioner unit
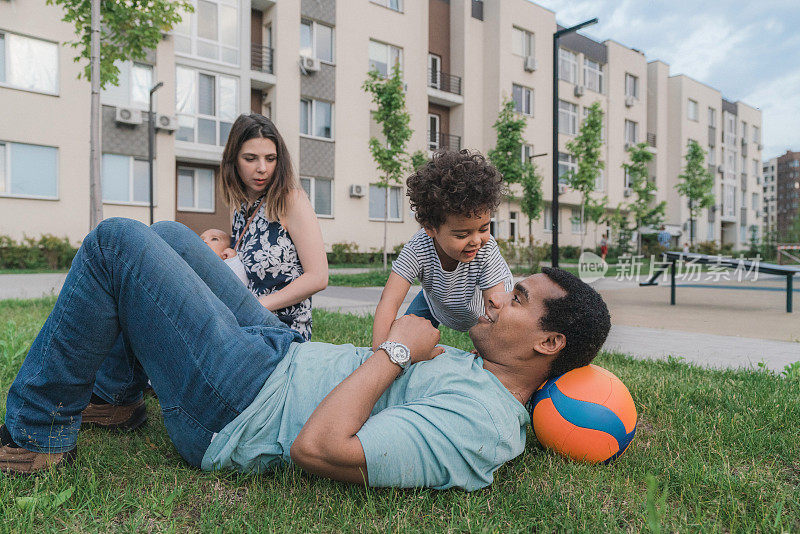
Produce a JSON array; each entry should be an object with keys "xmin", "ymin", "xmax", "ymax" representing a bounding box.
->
[
  {"xmin": 573, "ymin": 85, "xmax": 584, "ymax": 97},
  {"xmin": 523, "ymin": 56, "xmax": 537, "ymax": 72},
  {"xmin": 557, "ymin": 183, "xmax": 567, "ymax": 195},
  {"xmin": 624, "ymin": 142, "xmax": 633, "ymax": 150},
  {"xmin": 300, "ymin": 55, "xmax": 321, "ymax": 73},
  {"xmin": 115, "ymin": 106, "xmax": 142, "ymax": 125},
  {"xmin": 156, "ymin": 114, "xmax": 179, "ymax": 132},
  {"xmin": 717, "ymin": 165, "xmax": 724, "ymax": 174},
  {"xmin": 625, "ymin": 96, "xmax": 635, "ymax": 107},
  {"xmin": 757, "ymin": 143, "xmax": 763, "ymax": 151},
  {"xmin": 349, "ymin": 184, "xmax": 365, "ymax": 198},
  {"xmin": 623, "ymin": 187, "xmax": 632, "ymax": 197}
]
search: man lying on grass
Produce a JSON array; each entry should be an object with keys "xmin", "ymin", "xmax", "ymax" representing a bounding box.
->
[{"xmin": 0, "ymin": 219, "xmax": 610, "ymax": 490}]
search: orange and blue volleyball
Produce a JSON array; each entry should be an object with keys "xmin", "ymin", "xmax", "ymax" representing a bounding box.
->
[{"xmin": 530, "ymin": 364, "xmax": 637, "ymax": 464}]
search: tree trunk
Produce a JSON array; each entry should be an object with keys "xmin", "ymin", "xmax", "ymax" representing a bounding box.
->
[
  {"xmin": 383, "ymin": 184, "xmax": 389, "ymax": 270},
  {"xmin": 579, "ymin": 198, "xmax": 586, "ymax": 252},
  {"xmin": 89, "ymin": 0, "xmax": 103, "ymax": 229},
  {"xmin": 528, "ymin": 218, "xmax": 534, "ymax": 272},
  {"xmin": 689, "ymin": 198, "xmax": 694, "ymax": 248}
]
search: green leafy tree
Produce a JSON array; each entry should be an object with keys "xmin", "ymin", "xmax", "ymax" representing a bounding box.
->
[
  {"xmin": 676, "ymin": 140, "xmax": 714, "ymax": 247},
  {"xmin": 608, "ymin": 203, "xmax": 634, "ymax": 255},
  {"xmin": 363, "ymin": 64, "xmax": 413, "ymax": 269},
  {"xmin": 585, "ymin": 194, "xmax": 609, "ymax": 249},
  {"xmin": 410, "ymin": 150, "xmax": 429, "ymax": 171},
  {"xmin": 565, "ymin": 102, "xmax": 605, "ymax": 250},
  {"xmin": 47, "ymin": 0, "xmax": 193, "ymax": 88},
  {"xmin": 623, "ymin": 142, "xmax": 666, "ymax": 254},
  {"xmin": 488, "ymin": 99, "xmax": 543, "ymax": 267}
]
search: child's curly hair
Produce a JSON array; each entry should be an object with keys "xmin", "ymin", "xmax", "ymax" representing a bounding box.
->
[{"xmin": 406, "ymin": 149, "xmax": 505, "ymax": 229}]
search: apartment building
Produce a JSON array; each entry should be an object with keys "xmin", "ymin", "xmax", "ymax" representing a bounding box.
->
[
  {"xmin": 0, "ymin": 0, "xmax": 764, "ymax": 253},
  {"xmin": 762, "ymin": 157, "xmax": 777, "ymax": 234},
  {"xmin": 775, "ymin": 151, "xmax": 800, "ymax": 237}
]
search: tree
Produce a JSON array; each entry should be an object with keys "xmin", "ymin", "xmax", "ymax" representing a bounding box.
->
[
  {"xmin": 47, "ymin": 0, "xmax": 192, "ymax": 88},
  {"xmin": 47, "ymin": 0, "xmax": 192, "ymax": 230},
  {"xmin": 608, "ymin": 203, "xmax": 634, "ymax": 255},
  {"xmin": 363, "ymin": 64, "xmax": 413, "ymax": 270},
  {"xmin": 565, "ymin": 102, "xmax": 605, "ymax": 250},
  {"xmin": 585, "ymin": 194, "xmax": 609, "ymax": 249},
  {"xmin": 623, "ymin": 142, "xmax": 665, "ymax": 254},
  {"xmin": 676, "ymin": 140, "xmax": 714, "ymax": 247},
  {"xmin": 488, "ymin": 99, "xmax": 543, "ymax": 269},
  {"xmin": 410, "ymin": 150, "xmax": 429, "ymax": 171}
]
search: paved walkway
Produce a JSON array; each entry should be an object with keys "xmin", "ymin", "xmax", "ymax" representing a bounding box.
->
[{"xmin": 2, "ymin": 272, "xmax": 798, "ymax": 371}]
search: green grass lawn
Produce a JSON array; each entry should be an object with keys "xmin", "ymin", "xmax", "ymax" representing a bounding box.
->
[{"xmin": 1, "ymin": 298, "xmax": 799, "ymax": 532}]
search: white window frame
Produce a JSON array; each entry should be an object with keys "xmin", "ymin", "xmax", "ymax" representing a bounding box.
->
[
  {"xmin": 623, "ymin": 168, "xmax": 633, "ymax": 189},
  {"xmin": 369, "ymin": 183, "xmax": 403, "ymax": 222},
  {"xmin": 102, "ymin": 154, "xmax": 154, "ymax": 206},
  {"xmin": 175, "ymin": 66, "xmax": 238, "ymax": 147},
  {"xmin": 300, "ymin": 98, "xmax": 334, "ymax": 141},
  {"xmin": 543, "ymin": 204, "xmax": 560, "ymax": 233},
  {"xmin": 557, "ymin": 152, "xmax": 576, "ymax": 184},
  {"xmin": 370, "ymin": 0, "xmax": 403, "ymax": 12},
  {"xmin": 583, "ymin": 58, "xmax": 603, "ymax": 93},
  {"xmin": 512, "ymin": 84, "xmax": 533, "ymax": 116},
  {"xmin": 624, "ymin": 73, "xmax": 639, "ymax": 99},
  {"xmin": 512, "ymin": 27, "xmax": 534, "ymax": 58},
  {"xmin": 368, "ymin": 39, "xmax": 403, "ymax": 78},
  {"xmin": 300, "ymin": 176, "xmax": 334, "ymax": 218},
  {"xmin": 509, "ymin": 211, "xmax": 518, "ymax": 242},
  {"xmin": 520, "ymin": 144, "xmax": 534, "ymax": 165},
  {"xmin": 428, "ymin": 53, "xmax": 441, "ymax": 89},
  {"xmin": 708, "ymin": 107, "xmax": 716, "ymax": 126},
  {"xmin": 428, "ymin": 114, "xmax": 440, "ymax": 150},
  {"xmin": 751, "ymin": 192, "xmax": 759, "ymax": 211},
  {"xmin": 558, "ymin": 48, "xmax": 577, "ymax": 84},
  {"xmin": 624, "ymin": 120, "xmax": 639, "ymax": 145},
  {"xmin": 687, "ymin": 99, "xmax": 698, "ymax": 121},
  {"xmin": 300, "ymin": 18, "xmax": 335, "ymax": 64},
  {"xmin": 101, "ymin": 61, "xmax": 153, "ymax": 110},
  {"xmin": 0, "ymin": 141, "xmax": 59, "ymax": 200},
  {"xmin": 752, "ymin": 126, "xmax": 760, "ymax": 144},
  {"xmin": 172, "ymin": 0, "xmax": 240, "ymax": 67},
  {"xmin": 571, "ymin": 207, "xmax": 583, "ymax": 234},
  {"xmin": 594, "ymin": 167, "xmax": 605, "ymax": 191},
  {"xmin": 176, "ymin": 166, "xmax": 214, "ymax": 212},
  {"xmin": 0, "ymin": 31, "xmax": 59, "ymax": 96},
  {"xmin": 559, "ymin": 100, "xmax": 578, "ymax": 135}
]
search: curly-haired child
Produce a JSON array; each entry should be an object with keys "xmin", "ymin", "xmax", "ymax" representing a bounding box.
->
[{"xmin": 371, "ymin": 149, "xmax": 514, "ymax": 350}]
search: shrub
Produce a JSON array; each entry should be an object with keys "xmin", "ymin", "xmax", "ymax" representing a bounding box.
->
[{"xmin": 0, "ymin": 234, "xmax": 77, "ymax": 270}]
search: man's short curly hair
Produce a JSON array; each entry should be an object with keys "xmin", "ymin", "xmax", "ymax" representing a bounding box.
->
[{"xmin": 406, "ymin": 149, "xmax": 505, "ymax": 229}]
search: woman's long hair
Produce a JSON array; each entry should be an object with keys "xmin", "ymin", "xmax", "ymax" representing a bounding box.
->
[{"xmin": 219, "ymin": 113, "xmax": 297, "ymax": 221}]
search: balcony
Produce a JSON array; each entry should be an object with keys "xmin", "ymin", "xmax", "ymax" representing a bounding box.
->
[
  {"xmin": 428, "ymin": 131, "xmax": 462, "ymax": 152},
  {"xmin": 250, "ymin": 44, "xmax": 276, "ymax": 88},
  {"xmin": 427, "ymin": 68, "xmax": 464, "ymax": 107}
]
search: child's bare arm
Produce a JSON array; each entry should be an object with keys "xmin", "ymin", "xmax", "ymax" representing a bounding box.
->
[
  {"xmin": 371, "ymin": 272, "xmax": 412, "ymax": 351},
  {"xmin": 481, "ymin": 282, "xmax": 507, "ymax": 307}
]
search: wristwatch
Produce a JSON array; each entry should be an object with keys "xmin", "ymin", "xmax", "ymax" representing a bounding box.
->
[{"xmin": 378, "ymin": 341, "xmax": 411, "ymax": 374}]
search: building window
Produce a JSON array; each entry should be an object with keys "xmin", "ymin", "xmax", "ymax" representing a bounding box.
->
[
  {"xmin": 173, "ymin": 0, "xmax": 239, "ymax": 65},
  {"xmin": 557, "ymin": 152, "xmax": 575, "ymax": 184},
  {"xmin": 752, "ymin": 126, "xmax": 760, "ymax": 144},
  {"xmin": 101, "ymin": 61, "xmax": 153, "ymax": 109},
  {"xmin": 583, "ymin": 58, "xmax": 603, "ymax": 93},
  {"xmin": 594, "ymin": 168, "xmax": 604, "ymax": 190},
  {"xmin": 708, "ymin": 147, "xmax": 716, "ymax": 166},
  {"xmin": 571, "ymin": 207, "xmax": 584, "ymax": 234},
  {"xmin": 300, "ymin": 19, "xmax": 334, "ymax": 63},
  {"xmin": 102, "ymin": 154, "xmax": 151, "ymax": 204},
  {"xmin": 707, "ymin": 220, "xmax": 714, "ymax": 240},
  {"xmin": 558, "ymin": 48, "xmax": 578, "ymax": 84},
  {"xmin": 300, "ymin": 98, "xmax": 333, "ymax": 139},
  {"xmin": 708, "ymin": 107, "xmax": 716, "ymax": 126},
  {"xmin": 368, "ymin": 40, "xmax": 403, "ymax": 78},
  {"xmin": 582, "ymin": 106, "xmax": 605, "ymax": 141},
  {"xmin": 0, "ymin": 32, "xmax": 58, "ymax": 94},
  {"xmin": 371, "ymin": 0, "xmax": 403, "ymax": 12},
  {"xmin": 512, "ymin": 84, "xmax": 533, "ymax": 116},
  {"xmin": 624, "ymin": 120, "xmax": 639, "ymax": 145},
  {"xmin": 512, "ymin": 27, "xmax": 534, "ymax": 58},
  {"xmin": 509, "ymin": 211, "xmax": 517, "ymax": 241},
  {"xmin": 428, "ymin": 114, "xmax": 440, "ymax": 150},
  {"xmin": 0, "ymin": 141, "xmax": 58, "ymax": 199},
  {"xmin": 624, "ymin": 73, "xmax": 638, "ymax": 99},
  {"xmin": 752, "ymin": 192, "xmax": 758, "ymax": 211},
  {"xmin": 175, "ymin": 67, "xmax": 238, "ymax": 146},
  {"xmin": 520, "ymin": 143, "xmax": 534, "ymax": 165},
  {"xmin": 559, "ymin": 100, "xmax": 578, "ymax": 135},
  {"xmin": 753, "ymin": 160, "xmax": 759, "ymax": 178},
  {"xmin": 177, "ymin": 167, "xmax": 214, "ymax": 212},
  {"xmin": 428, "ymin": 53, "xmax": 441, "ymax": 89},
  {"xmin": 544, "ymin": 204, "xmax": 560, "ymax": 233},
  {"xmin": 724, "ymin": 184, "xmax": 735, "ymax": 217},
  {"xmin": 687, "ymin": 99, "xmax": 698, "ymax": 121},
  {"xmin": 300, "ymin": 177, "xmax": 333, "ymax": 217},
  {"xmin": 369, "ymin": 184, "xmax": 402, "ymax": 221},
  {"xmin": 623, "ymin": 168, "xmax": 632, "ymax": 189}
]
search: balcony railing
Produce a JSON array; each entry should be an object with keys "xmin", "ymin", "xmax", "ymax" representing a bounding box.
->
[
  {"xmin": 251, "ymin": 44, "xmax": 274, "ymax": 74},
  {"xmin": 646, "ymin": 132, "xmax": 656, "ymax": 147},
  {"xmin": 428, "ymin": 131, "xmax": 462, "ymax": 152},
  {"xmin": 427, "ymin": 68, "xmax": 462, "ymax": 95}
]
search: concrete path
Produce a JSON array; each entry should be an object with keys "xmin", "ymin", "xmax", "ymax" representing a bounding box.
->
[{"xmin": 2, "ymin": 272, "xmax": 798, "ymax": 371}]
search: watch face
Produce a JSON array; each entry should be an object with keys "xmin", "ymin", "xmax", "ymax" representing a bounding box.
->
[{"xmin": 393, "ymin": 344, "xmax": 411, "ymax": 364}]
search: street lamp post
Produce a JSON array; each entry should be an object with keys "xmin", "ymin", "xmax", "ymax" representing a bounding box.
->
[
  {"xmin": 148, "ymin": 81, "xmax": 164, "ymax": 226},
  {"xmin": 552, "ymin": 18, "xmax": 597, "ymax": 268}
]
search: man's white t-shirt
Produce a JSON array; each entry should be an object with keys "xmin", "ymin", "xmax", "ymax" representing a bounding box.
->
[{"xmin": 392, "ymin": 229, "xmax": 513, "ymax": 331}]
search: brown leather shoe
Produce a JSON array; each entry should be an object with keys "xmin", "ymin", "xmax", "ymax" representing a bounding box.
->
[
  {"xmin": 81, "ymin": 398, "xmax": 147, "ymax": 431},
  {"xmin": 0, "ymin": 426, "xmax": 77, "ymax": 476}
]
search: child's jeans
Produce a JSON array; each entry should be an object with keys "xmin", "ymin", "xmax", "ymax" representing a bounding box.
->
[{"xmin": 403, "ymin": 290, "xmax": 440, "ymax": 328}]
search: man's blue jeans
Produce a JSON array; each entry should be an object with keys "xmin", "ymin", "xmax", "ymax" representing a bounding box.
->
[{"xmin": 4, "ymin": 219, "xmax": 302, "ymax": 466}]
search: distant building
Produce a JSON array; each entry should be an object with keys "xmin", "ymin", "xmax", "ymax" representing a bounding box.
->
[
  {"xmin": 776, "ymin": 151, "xmax": 800, "ymax": 238},
  {"xmin": 762, "ymin": 157, "xmax": 777, "ymax": 234}
]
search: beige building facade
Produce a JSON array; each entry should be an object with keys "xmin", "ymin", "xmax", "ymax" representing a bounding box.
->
[{"xmin": 1, "ymin": 0, "xmax": 763, "ymax": 254}]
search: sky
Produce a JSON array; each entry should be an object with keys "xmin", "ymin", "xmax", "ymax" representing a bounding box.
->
[{"xmin": 532, "ymin": 0, "xmax": 800, "ymax": 160}]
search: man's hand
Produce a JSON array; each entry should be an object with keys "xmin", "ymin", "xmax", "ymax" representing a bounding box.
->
[{"xmin": 385, "ymin": 314, "xmax": 441, "ymax": 364}]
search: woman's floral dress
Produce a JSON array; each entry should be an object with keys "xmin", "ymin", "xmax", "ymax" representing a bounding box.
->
[{"xmin": 232, "ymin": 197, "xmax": 312, "ymax": 340}]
